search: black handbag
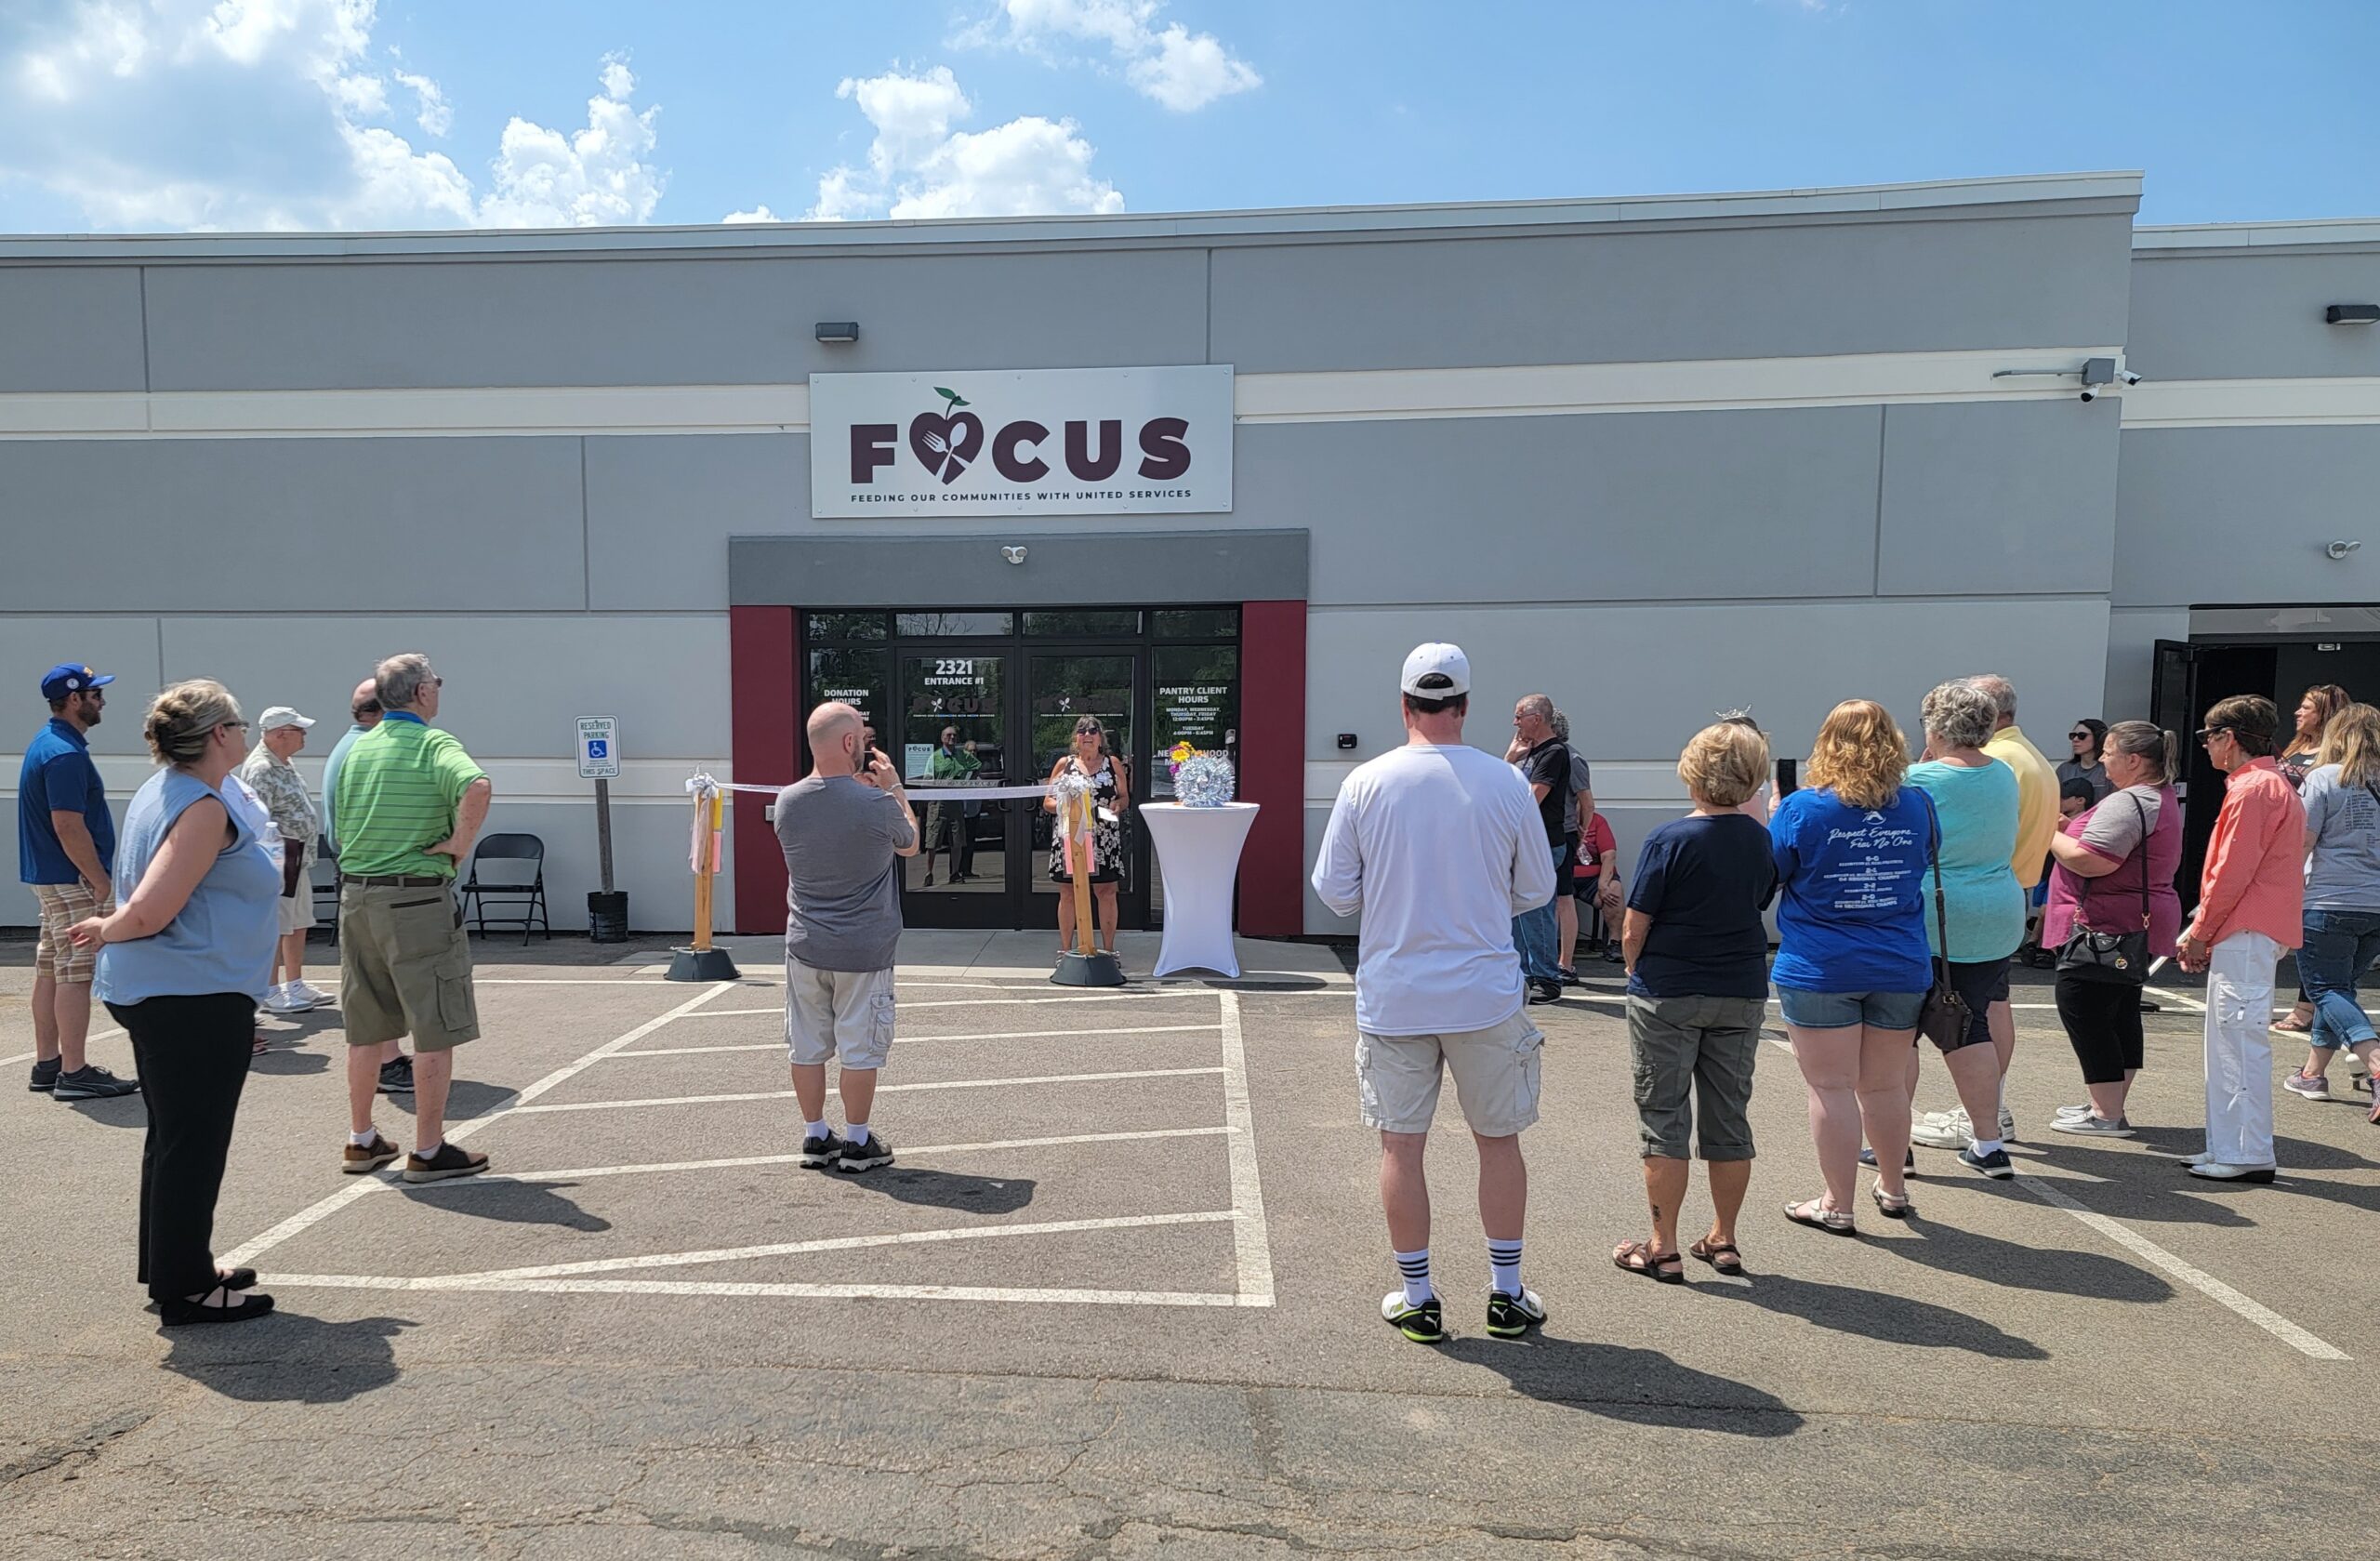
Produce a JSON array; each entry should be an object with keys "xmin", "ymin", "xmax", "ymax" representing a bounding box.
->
[
  {"xmin": 2056, "ymin": 793, "xmax": 2152, "ymax": 986},
  {"xmin": 1913, "ymin": 793, "xmax": 1976, "ymax": 1051}
]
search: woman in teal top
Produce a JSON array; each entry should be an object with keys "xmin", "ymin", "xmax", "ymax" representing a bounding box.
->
[
  {"xmin": 1901, "ymin": 680, "xmax": 2026, "ymax": 1181},
  {"xmin": 73, "ymin": 681, "xmax": 282, "ymax": 1327}
]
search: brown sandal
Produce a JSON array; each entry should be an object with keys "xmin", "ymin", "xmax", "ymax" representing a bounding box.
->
[
  {"xmin": 1613, "ymin": 1239, "xmax": 1685, "ymax": 1284},
  {"xmin": 1688, "ymin": 1237, "xmax": 1744, "ymax": 1275}
]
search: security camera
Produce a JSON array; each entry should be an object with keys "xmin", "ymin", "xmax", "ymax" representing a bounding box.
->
[
  {"xmin": 2119, "ymin": 370, "xmax": 2144, "ymax": 386},
  {"xmin": 1001, "ymin": 545, "xmax": 1027, "ymax": 564},
  {"xmin": 2079, "ymin": 387, "xmax": 2098, "ymax": 403}
]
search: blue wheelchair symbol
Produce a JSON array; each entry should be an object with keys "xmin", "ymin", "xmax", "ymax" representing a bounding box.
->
[{"xmin": 586, "ymin": 739, "xmax": 608, "ymax": 759}]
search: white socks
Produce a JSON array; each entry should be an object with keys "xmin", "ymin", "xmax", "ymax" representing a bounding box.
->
[
  {"xmin": 1393, "ymin": 1248, "xmax": 1432, "ymax": 1306},
  {"xmin": 803, "ymin": 1119, "xmax": 830, "ymax": 1141},
  {"xmin": 415, "ymin": 1141, "xmax": 441, "ymax": 1159},
  {"xmin": 1970, "ymin": 1137, "xmax": 2006, "ymax": 1157},
  {"xmin": 349, "ymin": 1130, "xmax": 377, "ymax": 1147},
  {"xmin": 848, "ymin": 1122, "xmax": 871, "ymax": 1146},
  {"xmin": 1488, "ymin": 1238, "xmax": 1524, "ymax": 1298}
]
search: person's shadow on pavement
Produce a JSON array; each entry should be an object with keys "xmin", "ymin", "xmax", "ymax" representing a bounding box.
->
[
  {"xmin": 827, "ymin": 1167, "xmax": 1036, "ymax": 1214},
  {"xmin": 397, "ymin": 1178, "xmax": 612, "ymax": 1232},
  {"xmin": 160, "ymin": 1313, "xmax": 412, "ymax": 1404},
  {"xmin": 1442, "ymin": 1334, "xmax": 1804, "ymax": 1436},
  {"xmin": 1699, "ymin": 1272, "xmax": 2048, "ymax": 1359}
]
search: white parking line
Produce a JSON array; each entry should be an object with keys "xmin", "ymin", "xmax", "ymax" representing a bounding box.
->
[
  {"xmin": 265, "ymin": 1275, "xmax": 1257, "ymax": 1305},
  {"xmin": 2015, "ymin": 1172, "xmax": 2350, "ymax": 1361},
  {"xmin": 508, "ymin": 1066, "xmax": 1228, "ymax": 1117},
  {"xmin": 286, "ymin": 1208, "xmax": 1244, "ymax": 1286},
  {"xmin": 1217, "ymin": 990, "xmax": 1276, "ymax": 1304},
  {"xmin": 610, "ymin": 1023, "xmax": 1225, "ymax": 1059},
  {"xmin": 218, "ymin": 981, "xmax": 741, "ymax": 1268},
  {"xmin": 2, "ymin": 1025, "xmax": 127, "ymax": 1068},
  {"xmin": 690, "ymin": 989, "xmax": 1216, "ymax": 1017},
  {"xmin": 372, "ymin": 1126, "xmax": 1236, "ymax": 1190}
]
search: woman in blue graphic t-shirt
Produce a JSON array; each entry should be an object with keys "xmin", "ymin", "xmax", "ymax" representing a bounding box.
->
[{"xmin": 1768, "ymin": 699, "xmax": 1933, "ymax": 1235}]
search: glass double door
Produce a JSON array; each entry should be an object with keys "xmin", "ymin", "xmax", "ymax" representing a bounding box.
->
[{"xmin": 896, "ymin": 645, "xmax": 1144, "ymax": 930}]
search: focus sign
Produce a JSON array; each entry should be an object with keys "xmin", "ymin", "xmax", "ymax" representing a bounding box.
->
[
  {"xmin": 576, "ymin": 716, "xmax": 620, "ymax": 781},
  {"xmin": 812, "ymin": 365, "xmax": 1234, "ymax": 518}
]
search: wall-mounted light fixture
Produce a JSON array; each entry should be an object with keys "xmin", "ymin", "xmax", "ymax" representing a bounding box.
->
[
  {"xmin": 2326, "ymin": 304, "xmax": 2380, "ymax": 326},
  {"xmin": 2326, "ymin": 540, "xmax": 2363, "ymax": 561},
  {"xmin": 1001, "ymin": 546, "xmax": 1027, "ymax": 564},
  {"xmin": 814, "ymin": 321, "xmax": 860, "ymax": 343}
]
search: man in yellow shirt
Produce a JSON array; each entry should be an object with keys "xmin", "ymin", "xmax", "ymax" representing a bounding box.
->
[{"xmin": 1916, "ymin": 673, "xmax": 2058, "ymax": 1153}]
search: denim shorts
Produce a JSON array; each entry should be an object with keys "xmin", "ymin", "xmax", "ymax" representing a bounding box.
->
[{"xmin": 1776, "ymin": 987, "xmax": 1927, "ymax": 1031}]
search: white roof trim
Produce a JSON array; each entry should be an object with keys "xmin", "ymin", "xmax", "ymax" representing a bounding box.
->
[
  {"xmin": 2135, "ymin": 217, "xmax": 2380, "ymax": 252},
  {"xmin": 0, "ymin": 172, "xmax": 2143, "ymax": 262}
]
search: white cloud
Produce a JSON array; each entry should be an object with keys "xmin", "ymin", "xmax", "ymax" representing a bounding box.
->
[
  {"xmin": 393, "ymin": 68, "xmax": 449, "ymax": 136},
  {"xmin": 973, "ymin": 0, "xmax": 1259, "ymax": 112},
  {"xmin": 0, "ymin": 2, "xmax": 666, "ymax": 231},
  {"xmin": 721, "ymin": 204, "xmax": 780, "ymax": 224},
  {"xmin": 804, "ymin": 64, "xmax": 1121, "ymax": 222}
]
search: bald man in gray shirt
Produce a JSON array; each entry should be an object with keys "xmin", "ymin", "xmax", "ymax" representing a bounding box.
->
[{"xmin": 774, "ymin": 701, "xmax": 919, "ymax": 1174}]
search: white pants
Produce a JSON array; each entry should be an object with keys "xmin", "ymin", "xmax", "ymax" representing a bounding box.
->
[{"xmin": 2203, "ymin": 929, "xmax": 2280, "ymax": 1169}]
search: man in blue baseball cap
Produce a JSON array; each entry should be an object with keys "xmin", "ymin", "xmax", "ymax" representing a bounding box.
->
[{"xmin": 21, "ymin": 665, "xmax": 138, "ymax": 1099}]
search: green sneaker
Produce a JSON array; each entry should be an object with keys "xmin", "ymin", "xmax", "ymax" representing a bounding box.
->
[
  {"xmin": 1380, "ymin": 1290, "xmax": 1445, "ymax": 1343},
  {"xmin": 1486, "ymin": 1287, "xmax": 1546, "ymax": 1338}
]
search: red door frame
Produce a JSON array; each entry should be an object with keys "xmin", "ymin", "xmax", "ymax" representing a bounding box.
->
[{"xmin": 729, "ymin": 600, "xmax": 1307, "ymax": 938}]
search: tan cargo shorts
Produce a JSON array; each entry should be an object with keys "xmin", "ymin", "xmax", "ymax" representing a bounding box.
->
[
  {"xmin": 785, "ymin": 960, "xmax": 896, "ymax": 1070},
  {"xmin": 337, "ymin": 880, "xmax": 480, "ymax": 1052},
  {"xmin": 33, "ymin": 882, "xmax": 111, "ymax": 984},
  {"xmin": 1355, "ymin": 1009, "xmax": 1544, "ymax": 1137}
]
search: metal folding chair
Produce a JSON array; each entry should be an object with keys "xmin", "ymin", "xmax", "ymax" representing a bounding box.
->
[{"xmin": 459, "ymin": 833, "xmax": 550, "ymax": 944}]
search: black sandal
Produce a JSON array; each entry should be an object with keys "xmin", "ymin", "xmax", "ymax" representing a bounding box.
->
[
  {"xmin": 159, "ymin": 1285, "xmax": 274, "ymax": 1328},
  {"xmin": 1613, "ymin": 1239, "xmax": 1686, "ymax": 1284},
  {"xmin": 1688, "ymin": 1238, "xmax": 1744, "ymax": 1275},
  {"xmin": 1871, "ymin": 1186, "xmax": 1915, "ymax": 1221},
  {"xmin": 220, "ymin": 1266, "xmax": 258, "ymax": 1290}
]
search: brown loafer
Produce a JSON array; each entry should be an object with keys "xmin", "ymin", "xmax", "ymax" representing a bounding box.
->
[{"xmin": 403, "ymin": 1143, "xmax": 491, "ymax": 1184}]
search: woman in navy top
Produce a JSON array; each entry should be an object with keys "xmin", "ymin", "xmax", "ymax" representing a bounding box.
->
[
  {"xmin": 1768, "ymin": 699, "xmax": 1933, "ymax": 1235},
  {"xmin": 73, "ymin": 681, "xmax": 281, "ymax": 1326}
]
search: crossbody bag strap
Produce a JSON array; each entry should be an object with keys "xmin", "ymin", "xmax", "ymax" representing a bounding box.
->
[
  {"xmin": 1919, "ymin": 789, "xmax": 1951, "ymax": 963},
  {"xmin": 2132, "ymin": 792, "xmax": 2151, "ymax": 930}
]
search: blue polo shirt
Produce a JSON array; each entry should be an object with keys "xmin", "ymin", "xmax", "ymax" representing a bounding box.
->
[{"xmin": 19, "ymin": 717, "xmax": 115, "ymax": 885}]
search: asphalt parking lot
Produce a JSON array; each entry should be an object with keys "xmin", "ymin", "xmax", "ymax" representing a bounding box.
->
[{"xmin": 2, "ymin": 930, "xmax": 2373, "ymax": 1560}]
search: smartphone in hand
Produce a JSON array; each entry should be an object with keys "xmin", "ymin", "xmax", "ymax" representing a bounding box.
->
[{"xmin": 1775, "ymin": 759, "xmax": 1798, "ymax": 797}]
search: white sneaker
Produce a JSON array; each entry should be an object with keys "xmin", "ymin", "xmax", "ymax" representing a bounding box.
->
[
  {"xmin": 1911, "ymin": 1108, "xmax": 1973, "ymax": 1150},
  {"xmin": 259, "ymin": 985, "xmax": 309, "ymax": 1014},
  {"xmin": 1998, "ymin": 1105, "xmax": 2018, "ymax": 1143},
  {"xmin": 287, "ymin": 980, "xmax": 334, "ymax": 1009}
]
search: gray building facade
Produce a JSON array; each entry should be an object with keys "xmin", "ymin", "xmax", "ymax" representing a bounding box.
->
[{"xmin": 4, "ymin": 171, "xmax": 2371, "ymax": 935}]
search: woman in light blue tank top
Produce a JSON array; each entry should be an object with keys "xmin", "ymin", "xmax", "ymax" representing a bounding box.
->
[{"xmin": 73, "ymin": 681, "xmax": 281, "ymax": 1327}]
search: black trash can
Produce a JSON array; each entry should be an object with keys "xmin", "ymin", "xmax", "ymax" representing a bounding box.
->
[{"xmin": 588, "ymin": 891, "xmax": 630, "ymax": 943}]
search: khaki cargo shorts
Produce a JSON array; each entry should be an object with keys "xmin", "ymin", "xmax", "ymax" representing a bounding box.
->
[
  {"xmin": 785, "ymin": 960, "xmax": 896, "ymax": 1070},
  {"xmin": 337, "ymin": 880, "xmax": 480, "ymax": 1052},
  {"xmin": 33, "ymin": 882, "xmax": 111, "ymax": 984},
  {"xmin": 1355, "ymin": 1008, "xmax": 1544, "ymax": 1137}
]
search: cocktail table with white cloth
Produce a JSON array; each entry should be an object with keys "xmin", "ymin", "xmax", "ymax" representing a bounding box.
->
[{"xmin": 1140, "ymin": 801, "xmax": 1261, "ymax": 978}]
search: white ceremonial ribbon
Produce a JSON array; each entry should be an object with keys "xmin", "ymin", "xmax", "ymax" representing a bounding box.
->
[{"xmin": 685, "ymin": 773, "xmax": 1113, "ymax": 820}]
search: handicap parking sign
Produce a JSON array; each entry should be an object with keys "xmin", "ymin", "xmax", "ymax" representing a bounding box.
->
[{"xmin": 576, "ymin": 717, "xmax": 620, "ymax": 780}]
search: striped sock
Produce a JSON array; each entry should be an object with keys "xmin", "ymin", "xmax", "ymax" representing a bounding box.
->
[
  {"xmin": 1393, "ymin": 1248, "xmax": 1433, "ymax": 1307},
  {"xmin": 1488, "ymin": 1238, "xmax": 1523, "ymax": 1298}
]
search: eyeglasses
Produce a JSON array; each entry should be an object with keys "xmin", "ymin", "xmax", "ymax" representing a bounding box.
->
[
  {"xmin": 2068, "ymin": 730, "xmax": 2092, "ymax": 741},
  {"xmin": 2195, "ymin": 727, "xmax": 2228, "ymax": 745},
  {"xmin": 220, "ymin": 721, "xmax": 249, "ymax": 734}
]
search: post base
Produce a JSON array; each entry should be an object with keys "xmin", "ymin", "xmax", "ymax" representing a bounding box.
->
[
  {"xmin": 667, "ymin": 946, "xmax": 742, "ymax": 983},
  {"xmin": 1050, "ymin": 950, "xmax": 1127, "ymax": 987}
]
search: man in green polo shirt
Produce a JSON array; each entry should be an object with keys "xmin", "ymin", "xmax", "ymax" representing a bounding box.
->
[{"xmin": 333, "ymin": 652, "xmax": 495, "ymax": 1184}]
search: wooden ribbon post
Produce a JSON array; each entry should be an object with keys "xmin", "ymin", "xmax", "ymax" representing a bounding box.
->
[
  {"xmin": 1069, "ymin": 787, "xmax": 1098, "ymax": 957},
  {"xmin": 1050, "ymin": 772, "xmax": 1124, "ymax": 986},
  {"xmin": 667, "ymin": 779, "xmax": 741, "ymax": 982}
]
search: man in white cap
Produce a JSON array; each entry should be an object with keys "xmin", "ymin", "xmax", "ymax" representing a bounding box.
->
[
  {"xmin": 1312, "ymin": 642, "xmax": 1556, "ymax": 1344},
  {"xmin": 237, "ymin": 706, "xmax": 331, "ymax": 1015}
]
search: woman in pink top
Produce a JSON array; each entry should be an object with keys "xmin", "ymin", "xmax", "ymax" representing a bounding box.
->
[
  {"xmin": 2042, "ymin": 722, "xmax": 2184, "ymax": 1135},
  {"xmin": 2175, "ymin": 695, "xmax": 2307, "ymax": 1183}
]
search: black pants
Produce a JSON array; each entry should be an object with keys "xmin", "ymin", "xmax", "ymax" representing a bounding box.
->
[
  {"xmin": 2054, "ymin": 972, "xmax": 2145, "ymax": 1086},
  {"xmin": 930, "ymin": 804, "xmax": 972, "ymax": 877},
  {"xmin": 109, "ymin": 994, "xmax": 257, "ymax": 1303}
]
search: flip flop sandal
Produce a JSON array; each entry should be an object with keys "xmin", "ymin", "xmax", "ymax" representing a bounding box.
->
[
  {"xmin": 1613, "ymin": 1239, "xmax": 1686, "ymax": 1284},
  {"xmin": 1687, "ymin": 1238, "xmax": 1744, "ymax": 1275},
  {"xmin": 1784, "ymin": 1197, "xmax": 1858, "ymax": 1237}
]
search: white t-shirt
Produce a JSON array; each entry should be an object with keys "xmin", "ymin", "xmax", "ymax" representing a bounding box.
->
[{"xmin": 1311, "ymin": 741, "xmax": 1557, "ymax": 1036}]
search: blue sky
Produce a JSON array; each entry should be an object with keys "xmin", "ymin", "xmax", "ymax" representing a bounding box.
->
[{"xmin": 1, "ymin": 1, "xmax": 2373, "ymax": 232}]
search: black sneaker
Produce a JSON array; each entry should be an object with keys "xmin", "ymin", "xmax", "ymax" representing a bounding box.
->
[
  {"xmin": 1381, "ymin": 1291, "xmax": 1445, "ymax": 1343},
  {"xmin": 53, "ymin": 1064, "xmax": 139, "ymax": 1101},
  {"xmin": 1556, "ymin": 966, "xmax": 1583, "ymax": 986},
  {"xmin": 798, "ymin": 1129, "xmax": 847, "ymax": 1169},
  {"xmin": 377, "ymin": 1057, "xmax": 415, "ymax": 1094},
  {"xmin": 839, "ymin": 1131, "xmax": 894, "ymax": 1173},
  {"xmin": 1858, "ymin": 1146, "xmax": 1919, "ymax": 1176},
  {"xmin": 1526, "ymin": 978, "xmax": 1562, "ymax": 1005},
  {"xmin": 403, "ymin": 1143, "xmax": 490, "ymax": 1184},
  {"xmin": 1960, "ymin": 1145, "xmax": 2016, "ymax": 1181},
  {"xmin": 28, "ymin": 1057, "xmax": 60, "ymax": 1092},
  {"xmin": 1486, "ymin": 1287, "xmax": 1547, "ymax": 1338}
]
